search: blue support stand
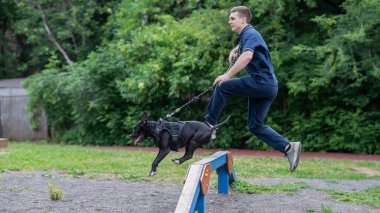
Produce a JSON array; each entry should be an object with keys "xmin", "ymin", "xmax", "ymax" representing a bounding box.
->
[
  {"xmin": 194, "ymin": 193, "xmax": 205, "ymax": 213},
  {"xmin": 175, "ymin": 151, "xmax": 237, "ymax": 213},
  {"xmin": 217, "ymin": 166, "xmax": 229, "ymax": 194}
]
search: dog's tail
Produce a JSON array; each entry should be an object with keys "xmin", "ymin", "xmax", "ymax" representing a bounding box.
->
[{"xmin": 211, "ymin": 115, "xmax": 231, "ymax": 130}]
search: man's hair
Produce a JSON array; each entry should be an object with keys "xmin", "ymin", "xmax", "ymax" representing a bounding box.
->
[{"xmin": 230, "ymin": 6, "xmax": 251, "ymax": 23}]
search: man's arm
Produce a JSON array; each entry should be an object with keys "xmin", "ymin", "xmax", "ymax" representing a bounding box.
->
[{"xmin": 214, "ymin": 50, "xmax": 254, "ymax": 85}]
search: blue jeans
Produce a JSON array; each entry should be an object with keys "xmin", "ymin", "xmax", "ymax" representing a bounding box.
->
[{"xmin": 205, "ymin": 74, "xmax": 289, "ymax": 153}]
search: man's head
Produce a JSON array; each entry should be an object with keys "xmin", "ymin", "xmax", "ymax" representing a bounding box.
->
[{"xmin": 229, "ymin": 6, "xmax": 251, "ymax": 33}]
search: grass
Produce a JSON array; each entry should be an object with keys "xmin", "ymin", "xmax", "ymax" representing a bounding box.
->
[
  {"xmin": 0, "ymin": 186, "xmax": 31, "ymax": 192},
  {"xmin": 320, "ymin": 186, "xmax": 380, "ymax": 208},
  {"xmin": 306, "ymin": 205, "xmax": 341, "ymax": 213},
  {"xmin": 235, "ymin": 155, "xmax": 380, "ymax": 180},
  {"xmin": 1, "ymin": 142, "xmax": 380, "ymax": 208},
  {"xmin": 0, "ymin": 142, "xmax": 379, "ymax": 182},
  {"xmin": 231, "ymin": 180, "xmax": 310, "ymax": 195}
]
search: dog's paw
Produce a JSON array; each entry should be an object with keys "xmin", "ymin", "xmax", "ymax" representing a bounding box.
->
[
  {"xmin": 148, "ymin": 171, "xmax": 156, "ymax": 177},
  {"xmin": 171, "ymin": 158, "xmax": 180, "ymax": 165}
]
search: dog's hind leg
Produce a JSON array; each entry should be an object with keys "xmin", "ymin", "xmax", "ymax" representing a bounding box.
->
[{"xmin": 172, "ymin": 142, "xmax": 198, "ymax": 165}]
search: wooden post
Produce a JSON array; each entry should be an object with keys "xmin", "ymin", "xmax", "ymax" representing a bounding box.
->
[{"xmin": 217, "ymin": 166, "xmax": 229, "ymax": 194}]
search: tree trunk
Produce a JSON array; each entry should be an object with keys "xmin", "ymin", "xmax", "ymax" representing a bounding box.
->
[{"xmin": 27, "ymin": 0, "xmax": 73, "ymax": 65}]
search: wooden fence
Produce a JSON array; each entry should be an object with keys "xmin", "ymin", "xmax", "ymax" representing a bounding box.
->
[{"xmin": 0, "ymin": 78, "xmax": 48, "ymax": 141}]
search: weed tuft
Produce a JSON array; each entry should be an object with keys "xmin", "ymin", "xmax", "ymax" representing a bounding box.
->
[{"xmin": 48, "ymin": 182, "xmax": 64, "ymax": 201}]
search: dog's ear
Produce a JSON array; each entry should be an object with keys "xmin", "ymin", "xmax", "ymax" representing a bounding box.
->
[{"xmin": 141, "ymin": 112, "xmax": 148, "ymax": 124}]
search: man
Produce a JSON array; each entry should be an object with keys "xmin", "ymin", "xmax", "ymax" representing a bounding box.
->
[{"xmin": 204, "ymin": 6, "xmax": 301, "ymax": 172}]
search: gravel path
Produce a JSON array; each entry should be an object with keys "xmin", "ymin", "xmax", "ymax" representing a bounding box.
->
[{"xmin": 1, "ymin": 171, "xmax": 379, "ymax": 213}]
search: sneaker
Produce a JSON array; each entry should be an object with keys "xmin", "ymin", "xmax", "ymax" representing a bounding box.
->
[
  {"xmin": 211, "ymin": 129, "xmax": 216, "ymax": 140},
  {"xmin": 205, "ymin": 121, "xmax": 217, "ymax": 140},
  {"xmin": 285, "ymin": 142, "xmax": 301, "ymax": 172}
]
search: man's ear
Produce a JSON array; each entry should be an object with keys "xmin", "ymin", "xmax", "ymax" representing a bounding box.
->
[
  {"xmin": 141, "ymin": 112, "xmax": 148, "ymax": 124},
  {"xmin": 242, "ymin": 16, "xmax": 247, "ymax": 24}
]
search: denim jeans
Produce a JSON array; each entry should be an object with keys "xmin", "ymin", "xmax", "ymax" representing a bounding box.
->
[{"xmin": 205, "ymin": 74, "xmax": 289, "ymax": 153}]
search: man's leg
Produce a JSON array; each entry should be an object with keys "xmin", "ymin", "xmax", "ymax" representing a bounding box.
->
[
  {"xmin": 247, "ymin": 91, "xmax": 301, "ymax": 172},
  {"xmin": 248, "ymin": 96, "xmax": 289, "ymax": 153},
  {"xmin": 205, "ymin": 78, "xmax": 249, "ymax": 125}
]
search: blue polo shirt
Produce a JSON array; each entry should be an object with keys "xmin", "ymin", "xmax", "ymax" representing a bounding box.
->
[{"xmin": 237, "ymin": 25, "xmax": 278, "ymax": 86}]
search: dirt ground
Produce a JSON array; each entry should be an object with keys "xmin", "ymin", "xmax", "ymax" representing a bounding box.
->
[{"xmin": 1, "ymin": 170, "xmax": 379, "ymax": 213}]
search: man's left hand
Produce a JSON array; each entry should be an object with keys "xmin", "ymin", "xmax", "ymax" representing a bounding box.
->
[{"xmin": 214, "ymin": 74, "xmax": 231, "ymax": 85}]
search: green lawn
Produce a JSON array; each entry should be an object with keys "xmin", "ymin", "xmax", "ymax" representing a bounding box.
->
[
  {"xmin": 1, "ymin": 142, "xmax": 379, "ymax": 181},
  {"xmin": 1, "ymin": 142, "xmax": 380, "ymax": 208}
]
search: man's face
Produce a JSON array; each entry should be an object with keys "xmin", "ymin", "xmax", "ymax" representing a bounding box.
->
[{"xmin": 228, "ymin": 11, "xmax": 246, "ymax": 33}]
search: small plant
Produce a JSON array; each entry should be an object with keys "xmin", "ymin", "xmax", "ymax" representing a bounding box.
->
[
  {"xmin": 305, "ymin": 205, "xmax": 340, "ymax": 213},
  {"xmin": 320, "ymin": 205, "xmax": 336, "ymax": 213},
  {"xmin": 48, "ymin": 182, "xmax": 64, "ymax": 201},
  {"xmin": 69, "ymin": 169, "xmax": 85, "ymax": 178}
]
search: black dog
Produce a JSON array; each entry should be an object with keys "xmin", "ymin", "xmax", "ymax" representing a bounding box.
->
[{"xmin": 130, "ymin": 112, "xmax": 230, "ymax": 176}]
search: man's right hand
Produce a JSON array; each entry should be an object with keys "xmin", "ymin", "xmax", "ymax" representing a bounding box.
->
[
  {"xmin": 228, "ymin": 48, "xmax": 237, "ymax": 64},
  {"xmin": 228, "ymin": 47, "xmax": 238, "ymax": 64}
]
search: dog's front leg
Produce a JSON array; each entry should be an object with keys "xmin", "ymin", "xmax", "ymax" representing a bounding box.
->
[{"xmin": 149, "ymin": 148, "xmax": 170, "ymax": 176}]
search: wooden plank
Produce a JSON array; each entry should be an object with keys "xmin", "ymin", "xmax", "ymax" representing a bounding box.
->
[
  {"xmin": 226, "ymin": 152, "xmax": 233, "ymax": 174},
  {"xmin": 229, "ymin": 169, "xmax": 238, "ymax": 184},
  {"xmin": 193, "ymin": 151, "xmax": 229, "ymax": 171},
  {"xmin": 175, "ymin": 164, "xmax": 203, "ymax": 213},
  {"xmin": 200, "ymin": 164, "xmax": 211, "ymax": 195},
  {"xmin": 193, "ymin": 151, "xmax": 227, "ymax": 165},
  {"xmin": 183, "ymin": 165, "xmax": 191, "ymax": 184}
]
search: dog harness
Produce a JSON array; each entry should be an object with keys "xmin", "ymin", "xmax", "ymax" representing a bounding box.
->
[{"xmin": 153, "ymin": 119, "xmax": 186, "ymax": 151}]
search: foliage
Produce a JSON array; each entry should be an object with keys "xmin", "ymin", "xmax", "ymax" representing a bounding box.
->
[
  {"xmin": 0, "ymin": 0, "xmax": 112, "ymax": 77},
  {"xmin": 24, "ymin": 43, "xmax": 130, "ymax": 145},
  {"xmin": 285, "ymin": 0, "xmax": 380, "ymax": 153},
  {"xmin": 3, "ymin": 0, "xmax": 380, "ymax": 153}
]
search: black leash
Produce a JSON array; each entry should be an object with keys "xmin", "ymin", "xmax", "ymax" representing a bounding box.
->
[
  {"xmin": 166, "ymin": 85, "xmax": 215, "ymax": 118},
  {"xmin": 165, "ymin": 54, "xmax": 238, "ymax": 118}
]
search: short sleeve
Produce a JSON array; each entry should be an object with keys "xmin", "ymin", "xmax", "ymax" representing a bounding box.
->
[{"xmin": 242, "ymin": 34, "xmax": 258, "ymax": 53}]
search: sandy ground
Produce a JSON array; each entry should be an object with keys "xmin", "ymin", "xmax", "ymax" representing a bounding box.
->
[{"xmin": 1, "ymin": 170, "xmax": 379, "ymax": 213}]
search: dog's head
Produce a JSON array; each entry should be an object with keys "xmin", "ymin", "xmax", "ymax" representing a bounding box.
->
[{"xmin": 130, "ymin": 112, "xmax": 150, "ymax": 146}]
